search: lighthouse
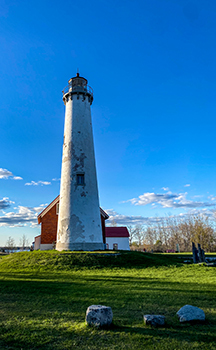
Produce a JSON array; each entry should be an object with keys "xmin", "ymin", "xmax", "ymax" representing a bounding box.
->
[{"xmin": 56, "ymin": 73, "xmax": 104, "ymax": 251}]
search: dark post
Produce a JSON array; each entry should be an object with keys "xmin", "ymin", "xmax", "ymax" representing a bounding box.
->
[
  {"xmin": 192, "ymin": 242, "xmax": 199, "ymax": 263},
  {"xmin": 198, "ymin": 243, "xmax": 204, "ymax": 262},
  {"xmin": 201, "ymin": 248, "xmax": 206, "ymax": 262}
]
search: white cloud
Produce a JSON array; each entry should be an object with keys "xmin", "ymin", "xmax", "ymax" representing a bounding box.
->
[
  {"xmin": 0, "ymin": 203, "xmax": 47, "ymax": 227},
  {"xmin": 208, "ymin": 195, "xmax": 216, "ymax": 201},
  {"xmin": 106, "ymin": 209, "xmax": 158, "ymax": 226},
  {"xmin": 0, "ymin": 168, "xmax": 23, "ymax": 180},
  {"xmin": 25, "ymin": 181, "xmax": 51, "ymax": 186},
  {"xmin": 162, "ymin": 187, "xmax": 169, "ymax": 191},
  {"xmin": 106, "ymin": 208, "xmax": 216, "ymax": 227},
  {"xmin": 184, "ymin": 184, "xmax": 191, "ymax": 187},
  {"xmin": 0, "ymin": 198, "xmax": 14, "ymax": 210},
  {"xmin": 33, "ymin": 204, "xmax": 48, "ymax": 213},
  {"xmin": 106, "ymin": 209, "xmax": 189, "ymax": 226},
  {"xmin": 0, "ymin": 169, "xmax": 13, "ymax": 179},
  {"xmin": 52, "ymin": 178, "xmax": 60, "ymax": 181},
  {"xmin": 125, "ymin": 191, "xmax": 216, "ymax": 209}
]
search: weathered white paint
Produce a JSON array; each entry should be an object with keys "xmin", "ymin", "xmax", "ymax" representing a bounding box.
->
[
  {"xmin": 56, "ymin": 76, "xmax": 104, "ymax": 251},
  {"xmin": 106, "ymin": 237, "xmax": 130, "ymax": 250}
]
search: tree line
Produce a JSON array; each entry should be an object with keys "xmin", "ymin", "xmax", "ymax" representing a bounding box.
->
[
  {"xmin": 126, "ymin": 214, "xmax": 216, "ymax": 252},
  {"xmin": 1, "ymin": 235, "xmax": 31, "ymax": 253},
  {"xmin": 3, "ymin": 214, "xmax": 216, "ymax": 253}
]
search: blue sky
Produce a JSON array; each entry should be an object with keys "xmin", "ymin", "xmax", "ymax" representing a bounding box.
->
[{"xmin": 1, "ymin": 0, "xmax": 216, "ymax": 245}]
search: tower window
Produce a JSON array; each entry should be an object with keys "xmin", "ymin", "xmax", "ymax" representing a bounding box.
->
[
  {"xmin": 56, "ymin": 203, "xmax": 59, "ymax": 215},
  {"xmin": 76, "ymin": 174, "xmax": 85, "ymax": 185}
]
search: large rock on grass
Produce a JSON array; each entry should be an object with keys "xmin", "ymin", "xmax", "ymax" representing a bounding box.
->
[
  {"xmin": 86, "ymin": 305, "xmax": 113, "ymax": 327},
  {"xmin": 143, "ymin": 315, "xmax": 165, "ymax": 327},
  {"xmin": 177, "ymin": 305, "xmax": 205, "ymax": 323}
]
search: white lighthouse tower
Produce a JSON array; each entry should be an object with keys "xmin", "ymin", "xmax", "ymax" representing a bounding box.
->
[{"xmin": 56, "ymin": 73, "xmax": 104, "ymax": 251}]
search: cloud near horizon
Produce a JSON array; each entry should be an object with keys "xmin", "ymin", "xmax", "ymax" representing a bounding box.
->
[
  {"xmin": 106, "ymin": 208, "xmax": 216, "ymax": 227},
  {"xmin": 0, "ymin": 203, "xmax": 47, "ymax": 227},
  {"xmin": 124, "ymin": 191, "xmax": 216, "ymax": 209},
  {"xmin": 0, "ymin": 168, "xmax": 23, "ymax": 180},
  {"xmin": 1, "ymin": 198, "xmax": 215, "ymax": 229},
  {"xmin": 106, "ymin": 209, "xmax": 160, "ymax": 226}
]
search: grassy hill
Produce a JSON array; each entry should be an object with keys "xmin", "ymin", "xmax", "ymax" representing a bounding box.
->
[
  {"xmin": 0, "ymin": 250, "xmax": 183, "ymax": 270},
  {"xmin": 0, "ymin": 251, "xmax": 215, "ymax": 349}
]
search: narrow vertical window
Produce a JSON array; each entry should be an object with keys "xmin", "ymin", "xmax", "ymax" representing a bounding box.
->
[
  {"xmin": 76, "ymin": 174, "xmax": 85, "ymax": 185},
  {"xmin": 56, "ymin": 203, "xmax": 59, "ymax": 215}
]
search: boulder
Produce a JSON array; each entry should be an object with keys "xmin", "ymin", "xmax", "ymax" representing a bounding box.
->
[
  {"xmin": 143, "ymin": 315, "xmax": 165, "ymax": 327},
  {"xmin": 177, "ymin": 305, "xmax": 205, "ymax": 323},
  {"xmin": 86, "ymin": 305, "xmax": 113, "ymax": 327}
]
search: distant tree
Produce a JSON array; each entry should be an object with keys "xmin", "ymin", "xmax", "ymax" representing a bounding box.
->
[
  {"xmin": 143, "ymin": 226, "xmax": 156, "ymax": 250},
  {"xmin": 178, "ymin": 220, "xmax": 192, "ymax": 252},
  {"xmin": 154, "ymin": 239, "xmax": 163, "ymax": 252},
  {"xmin": 133, "ymin": 225, "xmax": 144, "ymax": 246},
  {"xmin": 5, "ymin": 236, "xmax": 15, "ymax": 253},
  {"xmin": 190, "ymin": 215, "xmax": 215, "ymax": 252},
  {"xmin": 130, "ymin": 241, "xmax": 139, "ymax": 250},
  {"xmin": 19, "ymin": 234, "xmax": 29, "ymax": 251},
  {"xmin": 127, "ymin": 225, "xmax": 136, "ymax": 245},
  {"xmin": 123, "ymin": 212, "xmax": 216, "ymax": 252}
]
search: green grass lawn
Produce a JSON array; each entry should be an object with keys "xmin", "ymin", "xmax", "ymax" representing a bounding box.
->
[{"xmin": 0, "ymin": 251, "xmax": 216, "ymax": 349}]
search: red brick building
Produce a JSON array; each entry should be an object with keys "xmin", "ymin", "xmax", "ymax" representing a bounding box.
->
[
  {"xmin": 35, "ymin": 195, "xmax": 110, "ymax": 250},
  {"xmin": 35, "ymin": 196, "xmax": 130, "ymax": 251}
]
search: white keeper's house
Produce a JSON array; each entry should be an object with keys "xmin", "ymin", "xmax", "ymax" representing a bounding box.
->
[{"xmin": 105, "ymin": 227, "xmax": 130, "ymax": 250}]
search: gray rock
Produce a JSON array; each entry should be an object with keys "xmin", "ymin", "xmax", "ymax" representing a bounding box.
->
[
  {"xmin": 86, "ymin": 305, "xmax": 113, "ymax": 327},
  {"xmin": 143, "ymin": 315, "xmax": 165, "ymax": 327},
  {"xmin": 177, "ymin": 305, "xmax": 205, "ymax": 322}
]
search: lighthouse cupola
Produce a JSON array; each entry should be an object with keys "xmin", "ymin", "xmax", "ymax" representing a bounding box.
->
[{"xmin": 62, "ymin": 73, "xmax": 93, "ymax": 105}]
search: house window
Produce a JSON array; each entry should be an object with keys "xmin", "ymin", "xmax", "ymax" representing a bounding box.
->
[
  {"xmin": 113, "ymin": 243, "xmax": 118, "ymax": 250},
  {"xmin": 76, "ymin": 174, "xmax": 85, "ymax": 185},
  {"xmin": 56, "ymin": 203, "xmax": 59, "ymax": 215}
]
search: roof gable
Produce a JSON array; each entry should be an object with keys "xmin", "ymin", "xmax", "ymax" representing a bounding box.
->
[
  {"xmin": 37, "ymin": 195, "xmax": 109, "ymax": 222},
  {"xmin": 38, "ymin": 195, "xmax": 60, "ymax": 223}
]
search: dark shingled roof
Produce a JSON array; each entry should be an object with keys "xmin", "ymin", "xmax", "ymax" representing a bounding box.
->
[{"xmin": 105, "ymin": 227, "xmax": 129, "ymax": 238}]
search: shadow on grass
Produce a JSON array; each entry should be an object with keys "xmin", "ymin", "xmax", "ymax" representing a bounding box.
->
[
  {"xmin": 0, "ymin": 274, "xmax": 215, "ymax": 320},
  {"xmin": 1, "ymin": 319, "xmax": 216, "ymax": 350},
  {"xmin": 107, "ymin": 322, "xmax": 216, "ymax": 343},
  {"xmin": 0, "ymin": 273, "xmax": 215, "ymax": 300},
  {"xmin": 0, "ymin": 273, "xmax": 216, "ymax": 349}
]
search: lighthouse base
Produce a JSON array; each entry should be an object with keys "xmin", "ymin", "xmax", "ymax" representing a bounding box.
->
[{"xmin": 56, "ymin": 242, "xmax": 105, "ymax": 251}]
